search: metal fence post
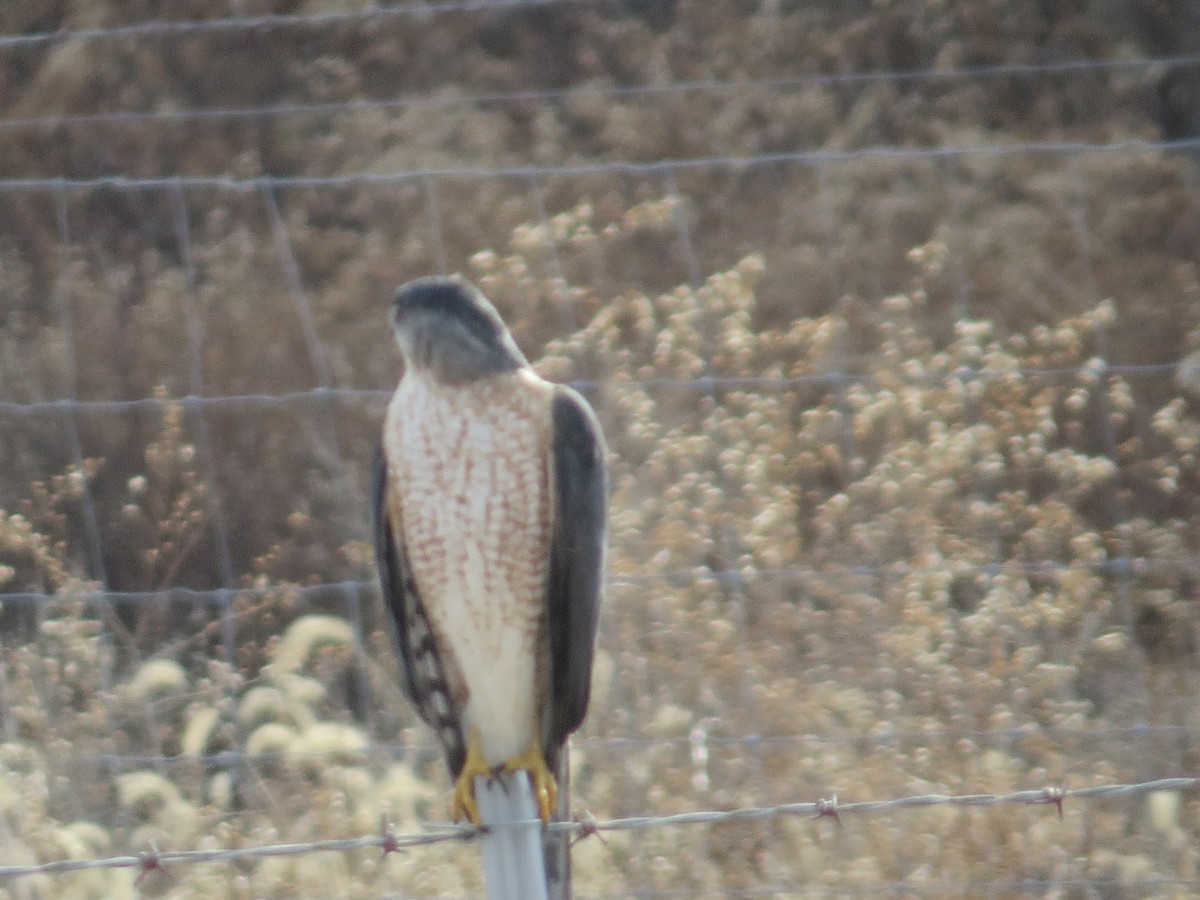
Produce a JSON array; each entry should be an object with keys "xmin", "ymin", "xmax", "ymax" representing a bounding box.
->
[{"xmin": 476, "ymin": 771, "xmax": 551, "ymax": 900}]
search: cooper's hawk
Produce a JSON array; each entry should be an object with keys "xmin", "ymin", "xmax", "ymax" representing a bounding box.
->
[{"xmin": 372, "ymin": 276, "xmax": 606, "ymax": 830}]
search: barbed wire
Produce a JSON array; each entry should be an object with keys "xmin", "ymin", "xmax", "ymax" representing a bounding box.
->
[
  {"xmin": 0, "ymin": 778, "xmax": 1193, "ymax": 882},
  {"xmin": 0, "ymin": 51, "xmax": 1193, "ymax": 133}
]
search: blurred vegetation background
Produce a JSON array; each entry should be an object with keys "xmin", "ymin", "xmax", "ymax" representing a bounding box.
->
[{"xmin": 1, "ymin": 0, "xmax": 1199, "ymax": 896}]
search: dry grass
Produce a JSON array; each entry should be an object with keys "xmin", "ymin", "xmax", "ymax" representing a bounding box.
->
[{"xmin": 1, "ymin": 2, "xmax": 1199, "ymax": 897}]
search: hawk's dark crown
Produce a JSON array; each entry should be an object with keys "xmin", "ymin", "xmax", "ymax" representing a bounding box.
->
[{"xmin": 390, "ymin": 276, "xmax": 528, "ymax": 384}]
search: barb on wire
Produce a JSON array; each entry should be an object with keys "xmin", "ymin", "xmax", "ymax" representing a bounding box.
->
[
  {"xmin": 134, "ymin": 844, "xmax": 167, "ymax": 885},
  {"xmin": 814, "ymin": 795, "xmax": 842, "ymax": 827},
  {"xmin": 0, "ymin": 778, "xmax": 1193, "ymax": 881}
]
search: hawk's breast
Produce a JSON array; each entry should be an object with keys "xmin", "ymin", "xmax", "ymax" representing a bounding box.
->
[{"xmin": 385, "ymin": 367, "xmax": 555, "ymax": 764}]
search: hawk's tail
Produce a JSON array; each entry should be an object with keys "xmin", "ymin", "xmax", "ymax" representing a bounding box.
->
[{"xmin": 543, "ymin": 743, "xmax": 571, "ymax": 900}]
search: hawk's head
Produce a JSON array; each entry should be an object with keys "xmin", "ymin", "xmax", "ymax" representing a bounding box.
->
[{"xmin": 391, "ymin": 277, "xmax": 528, "ymax": 385}]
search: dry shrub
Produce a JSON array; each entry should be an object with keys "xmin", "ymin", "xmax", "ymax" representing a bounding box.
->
[
  {"xmin": 3, "ymin": 199, "xmax": 1198, "ymax": 895},
  {"xmin": 5, "ymin": 5, "xmax": 1200, "ymax": 591}
]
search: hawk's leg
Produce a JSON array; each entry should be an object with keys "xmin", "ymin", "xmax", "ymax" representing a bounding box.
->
[{"xmin": 502, "ymin": 738, "xmax": 557, "ymax": 823}]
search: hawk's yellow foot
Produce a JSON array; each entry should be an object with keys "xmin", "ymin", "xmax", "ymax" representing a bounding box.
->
[
  {"xmin": 503, "ymin": 739, "xmax": 558, "ymax": 823},
  {"xmin": 451, "ymin": 730, "xmax": 558, "ymax": 824},
  {"xmin": 451, "ymin": 729, "xmax": 492, "ymax": 825}
]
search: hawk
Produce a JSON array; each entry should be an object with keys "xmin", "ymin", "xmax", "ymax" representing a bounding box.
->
[{"xmin": 372, "ymin": 276, "xmax": 606, "ymax": 829}]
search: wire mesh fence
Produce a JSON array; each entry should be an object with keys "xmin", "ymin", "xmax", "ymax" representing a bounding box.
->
[{"xmin": 1, "ymin": 2, "xmax": 1199, "ymax": 897}]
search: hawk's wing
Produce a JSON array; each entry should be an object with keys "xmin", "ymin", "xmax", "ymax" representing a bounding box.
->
[
  {"xmin": 372, "ymin": 445, "xmax": 466, "ymax": 776},
  {"xmin": 542, "ymin": 386, "xmax": 607, "ymax": 763},
  {"xmin": 542, "ymin": 386, "xmax": 606, "ymax": 900}
]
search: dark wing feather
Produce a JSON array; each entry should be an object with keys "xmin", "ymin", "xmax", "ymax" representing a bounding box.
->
[
  {"xmin": 372, "ymin": 444, "xmax": 466, "ymax": 777},
  {"xmin": 542, "ymin": 388, "xmax": 605, "ymax": 900},
  {"xmin": 542, "ymin": 387, "xmax": 607, "ymax": 763}
]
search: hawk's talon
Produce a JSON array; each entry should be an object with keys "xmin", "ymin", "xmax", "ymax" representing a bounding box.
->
[
  {"xmin": 503, "ymin": 741, "xmax": 558, "ymax": 823},
  {"xmin": 451, "ymin": 780, "xmax": 483, "ymax": 826},
  {"xmin": 489, "ymin": 763, "xmax": 513, "ymax": 794}
]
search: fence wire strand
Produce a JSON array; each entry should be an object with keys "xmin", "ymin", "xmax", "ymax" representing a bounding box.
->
[
  {"xmin": 0, "ymin": 361, "xmax": 1183, "ymax": 415},
  {"xmin": 1, "ymin": 137, "xmax": 1199, "ymax": 194},
  {"xmin": 0, "ymin": 777, "xmax": 1194, "ymax": 882},
  {"xmin": 0, "ymin": 51, "xmax": 1195, "ymax": 134},
  {"xmin": 0, "ymin": 0, "xmax": 605, "ymax": 50},
  {"xmin": 2, "ymin": 547, "xmax": 1197, "ymax": 617}
]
